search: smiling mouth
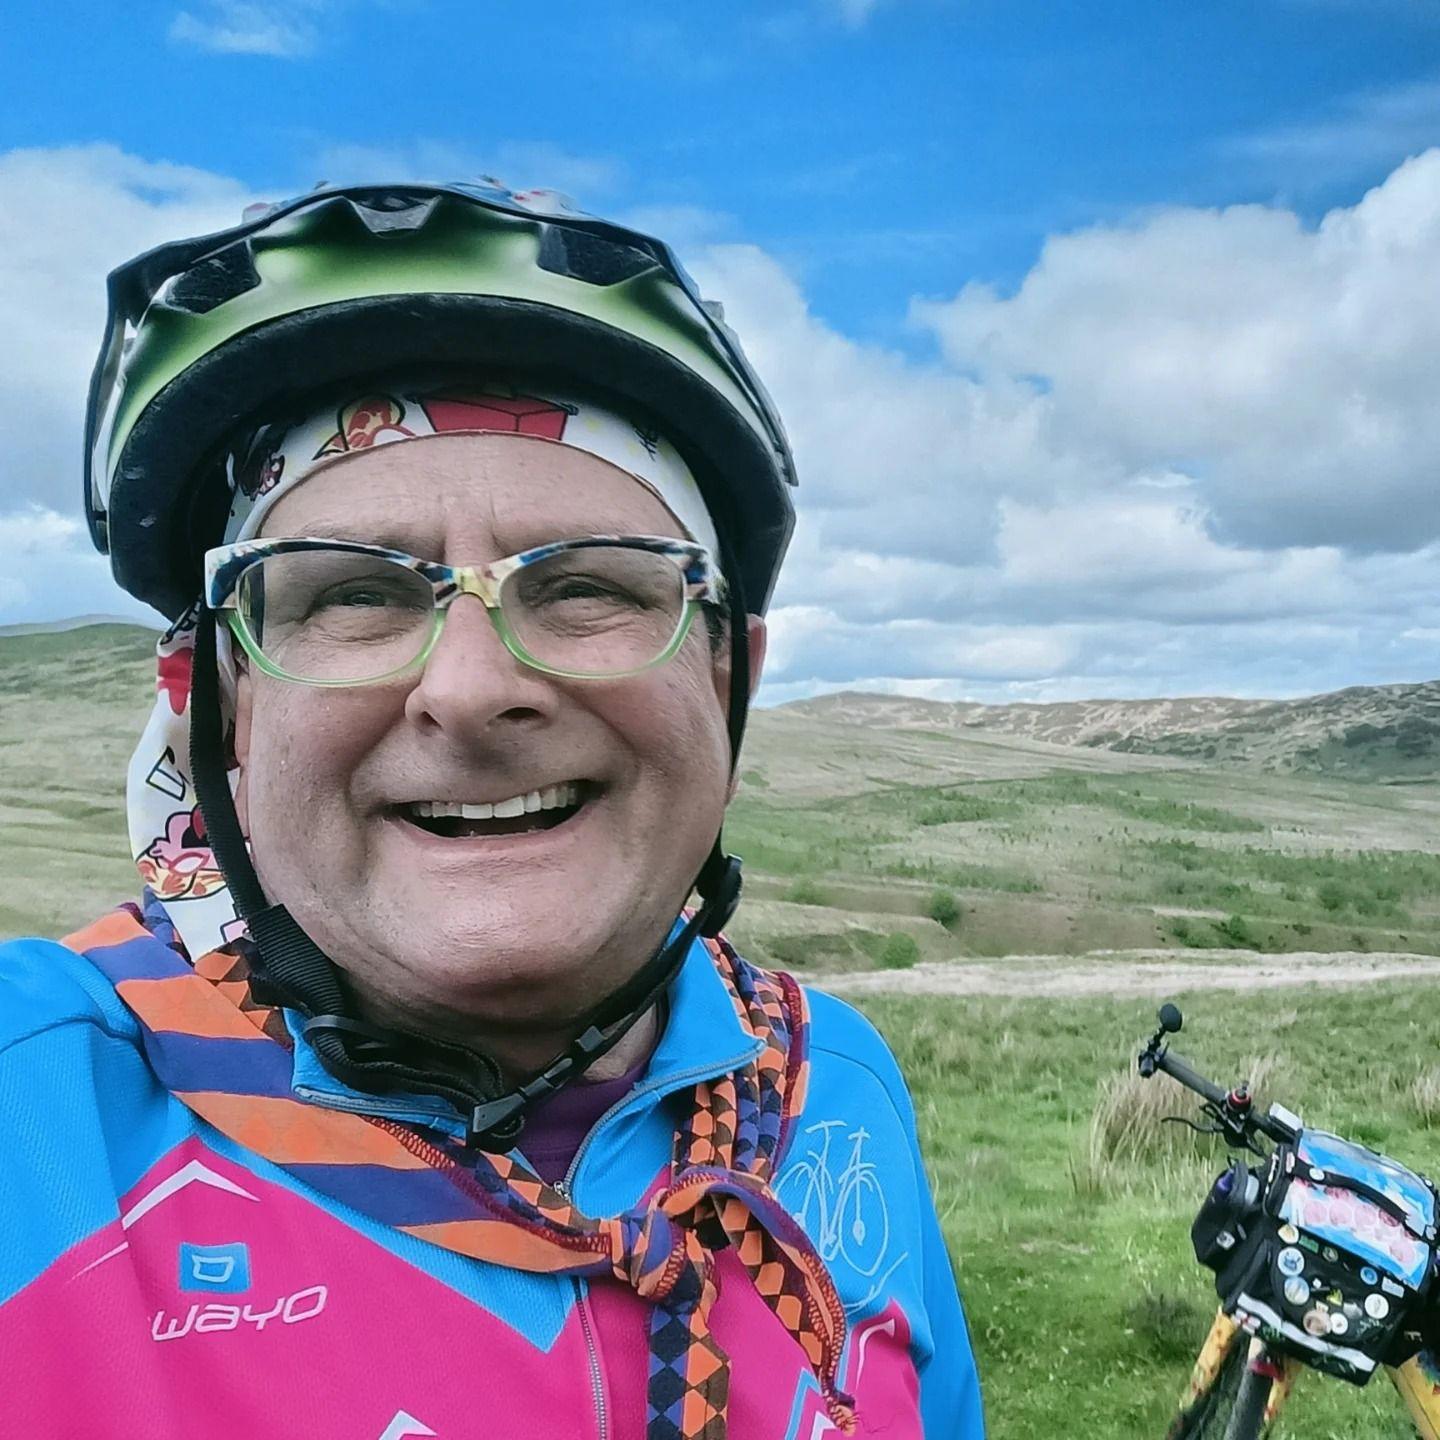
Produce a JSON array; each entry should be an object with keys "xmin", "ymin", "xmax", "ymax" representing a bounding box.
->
[{"xmin": 397, "ymin": 781, "xmax": 592, "ymax": 839}]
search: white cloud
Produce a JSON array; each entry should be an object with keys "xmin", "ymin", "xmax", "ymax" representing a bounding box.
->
[
  {"xmin": 690, "ymin": 157, "xmax": 1440, "ymax": 700},
  {"xmin": 1219, "ymin": 75, "xmax": 1440, "ymax": 188},
  {"xmin": 0, "ymin": 506, "xmax": 157, "ymax": 626},
  {"xmin": 169, "ymin": 1, "xmax": 324, "ymax": 57},
  {"xmin": 754, "ymin": 0, "xmax": 891, "ymax": 41},
  {"xmin": 913, "ymin": 150, "xmax": 1440, "ymax": 554},
  {"xmin": 0, "ymin": 145, "xmax": 256, "ymax": 526},
  {"xmin": 617, "ymin": 203, "xmax": 737, "ymax": 252},
  {"xmin": 6, "ymin": 140, "xmax": 1440, "ymax": 704},
  {"xmin": 833, "ymin": 0, "xmax": 883, "ymax": 28}
]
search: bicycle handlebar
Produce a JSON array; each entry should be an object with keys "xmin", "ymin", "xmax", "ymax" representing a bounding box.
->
[{"xmin": 1138, "ymin": 1006, "xmax": 1296, "ymax": 1149}]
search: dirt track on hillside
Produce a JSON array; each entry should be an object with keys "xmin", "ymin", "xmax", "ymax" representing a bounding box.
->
[{"xmin": 814, "ymin": 949, "xmax": 1440, "ymax": 999}]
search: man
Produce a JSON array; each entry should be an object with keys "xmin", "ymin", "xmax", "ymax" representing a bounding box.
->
[{"xmin": 0, "ymin": 182, "xmax": 983, "ymax": 1437}]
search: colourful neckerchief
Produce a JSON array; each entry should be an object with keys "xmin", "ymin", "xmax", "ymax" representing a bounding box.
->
[{"xmin": 65, "ymin": 906, "xmax": 856, "ymax": 1440}]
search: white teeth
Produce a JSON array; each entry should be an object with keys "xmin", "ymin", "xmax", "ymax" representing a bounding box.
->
[{"xmin": 407, "ymin": 783, "xmax": 581, "ymax": 821}]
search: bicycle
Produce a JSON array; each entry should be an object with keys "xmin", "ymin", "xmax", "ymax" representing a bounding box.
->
[{"xmin": 1135, "ymin": 1002, "xmax": 1440, "ymax": 1439}]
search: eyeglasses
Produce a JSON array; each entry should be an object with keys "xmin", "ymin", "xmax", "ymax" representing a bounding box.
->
[{"xmin": 204, "ymin": 535, "xmax": 724, "ymax": 686}]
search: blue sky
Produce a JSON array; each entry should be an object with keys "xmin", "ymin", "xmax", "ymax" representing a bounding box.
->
[
  {"xmin": 5, "ymin": 0, "xmax": 1440, "ymax": 702},
  {"xmin": 10, "ymin": 0, "xmax": 1439, "ymax": 334}
]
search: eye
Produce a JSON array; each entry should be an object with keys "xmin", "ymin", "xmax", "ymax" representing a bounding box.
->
[
  {"xmin": 548, "ymin": 575, "xmax": 631, "ymax": 602},
  {"xmin": 313, "ymin": 577, "xmax": 423, "ymax": 611}
]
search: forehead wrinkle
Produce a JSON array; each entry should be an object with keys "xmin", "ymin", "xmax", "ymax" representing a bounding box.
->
[{"xmin": 260, "ymin": 432, "xmax": 685, "ymax": 563}]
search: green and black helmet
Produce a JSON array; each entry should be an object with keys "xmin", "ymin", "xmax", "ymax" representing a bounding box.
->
[{"xmin": 84, "ymin": 181, "xmax": 797, "ymax": 621}]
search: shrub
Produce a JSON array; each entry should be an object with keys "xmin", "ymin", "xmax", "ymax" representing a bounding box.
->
[
  {"xmin": 879, "ymin": 932, "xmax": 920, "ymax": 969},
  {"xmin": 915, "ymin": 795, "xmax": 1001, "ymax": 826},
  {"xmin": 926, "ymin": 887, "xmax": 961, "ymax": 929},
  {"xmin": 1216, "ymin": 914, "xmax": 1258, "ymax": 948},
  {"xmin": 783, "ymin": 878, "xmax": 827, "ymax": 906},
  {"xmin": 1121, "ymin": 1291, "xmax": 1211, "ymax": 1362}
]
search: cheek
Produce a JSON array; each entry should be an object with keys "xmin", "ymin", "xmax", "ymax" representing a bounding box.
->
[
  {"xmin": 620, "ymin": 657, "xmax": 732, "ymax": 802},
  {"xmin": 242, "ymin": 686, "xmax": 382, "ymax": 829}
]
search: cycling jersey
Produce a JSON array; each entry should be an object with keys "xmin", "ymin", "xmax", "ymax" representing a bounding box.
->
[{"xmin": 0, "ymin": 921, "xmax": 983, "ymax": 1438}]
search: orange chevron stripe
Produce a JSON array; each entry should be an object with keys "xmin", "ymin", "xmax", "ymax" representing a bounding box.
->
[
  {"xmin": 404, "ymin": 1218, "xmax": 607, "ymax": 1270},
  {"xmin": 193, "ymin": 949, "xmax": 245, "ymax": 983},
  {"xmin": 117, "ymin": 975, "xmax": 275, "ymax": 1039},
  {"xmin": 176, "ymin": 1091, "xmax": 433, "ymax": 1167},
  {"xmin": 62, "ymin": 910, "xmax": 144, "ymax": 953}
]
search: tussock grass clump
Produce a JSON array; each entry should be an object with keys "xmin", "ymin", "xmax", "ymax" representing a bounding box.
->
[
  {"xmin": 782, "ymin": 877, "xmax": 829, "ymax": 906},
  {"xmin": 1121, "ymin": 1289, "xmax": 1213, "ymax": 1362},
  {"xmin": 1409, "ymin": 1067, "xmax": 1440, "ymax": 1127},
  {"xmin": 1072, "ymin": 1054, "xmax": 1284, "ymax": 1198},
  {"xmin": 917, "ymin": 795, "xmax": 1006, "ymax": 826}
]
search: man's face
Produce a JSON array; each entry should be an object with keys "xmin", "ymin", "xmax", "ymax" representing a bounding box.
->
[{"xmin": 232, "ymin": 432, "xmax": 762, "ymax": 1046}]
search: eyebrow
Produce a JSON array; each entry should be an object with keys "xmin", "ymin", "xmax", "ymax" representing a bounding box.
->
[
  {"xmin": 267, "ymin": 523, "xmax": 644, "ymax": 556},
  {"xmin": 271, "ymin": 520, "xmax": 420, "ymax": 548}
]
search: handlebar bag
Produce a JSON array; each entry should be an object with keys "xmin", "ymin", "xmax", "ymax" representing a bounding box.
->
[
  {"xmin": 1203, "ymin": 1130, "xmax": 1436, "ymax": 1381},
  {"xmin": 1271, "ymin": 1131, "xmax": 1434, "ymax": 1292}
]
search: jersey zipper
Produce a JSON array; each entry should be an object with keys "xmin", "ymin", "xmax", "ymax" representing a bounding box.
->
[
  {"xmin": 558, "ymin": 1045, "xmax": 761, "ymax": 1197},
  {"xmin": 573, "ymin": 1278, "xmax": 609, "ymax": 1440}
]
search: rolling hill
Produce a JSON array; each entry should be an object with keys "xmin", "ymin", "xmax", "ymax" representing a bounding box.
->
[{"xmin": 783, "ymin": 679, "xmax": 1440, "ymax": 780}]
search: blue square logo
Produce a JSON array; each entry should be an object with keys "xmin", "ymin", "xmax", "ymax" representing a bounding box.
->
[{"xmin": 178, "ymin": 1242, "xmax": 251, "ymax": 1293}]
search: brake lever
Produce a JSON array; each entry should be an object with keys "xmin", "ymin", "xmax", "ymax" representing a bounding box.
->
[
  {"xmin": 1163, "ymin": 1114, "xmax": 1225, "ymax": 1138},
  {"xmin": 1195, "ymin": 1101, "xmax": 1267, "ymax": 1156}
]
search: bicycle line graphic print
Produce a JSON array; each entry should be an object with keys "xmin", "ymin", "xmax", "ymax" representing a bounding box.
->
[{"xmin": 776, "ymin": 1119, "xmax": 908, "ymax": 1313}]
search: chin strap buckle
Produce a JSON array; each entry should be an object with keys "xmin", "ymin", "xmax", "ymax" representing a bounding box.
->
[
  {"xmin": 468, "ymin": 1095, "xmax": 528, "ymax": 1149},
  {"xmin": 466, "ymin": 1024, "xmax": 614, "ymax": 1150}
]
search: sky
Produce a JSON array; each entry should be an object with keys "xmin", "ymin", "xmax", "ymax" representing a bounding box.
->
[{"xmin": 4, "ymin": 0, "xmax": 1440, "ymax": 705}]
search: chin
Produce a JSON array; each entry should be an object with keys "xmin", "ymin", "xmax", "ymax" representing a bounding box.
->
[{"xmin": 392, "ymin": 917, "xmax": 594, "ymax": 998}]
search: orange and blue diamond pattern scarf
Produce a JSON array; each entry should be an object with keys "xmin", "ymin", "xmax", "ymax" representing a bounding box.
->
[{"xmin": 66, "ymin": 904, "xmax": 856, "ymax": 1440}]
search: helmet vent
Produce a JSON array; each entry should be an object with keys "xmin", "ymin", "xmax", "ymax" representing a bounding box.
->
[
  {"xmin": 537, "ymin": 226, "xmax": 656, "ymax": 287},
  {"xmin": 352, "ymin": 192, "xmax": 440, "ymax": 232},
  {"xmin": 163, "ymin": 244, "xmax": 261, "ymax": 315}
]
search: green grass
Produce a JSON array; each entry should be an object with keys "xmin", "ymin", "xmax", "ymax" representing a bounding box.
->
[
  {"xmin": 857, "ymin": 982, "xmax": 1440, "ymax": 1439},
  {"xmin": 0, "ymin": 626, "xmax": 155, "ymax": 938},
  {"xmin": 982, "ymin": 772, "xmax": 1267, "ymax": 835},
  {"xmin": 1141, "ymin": 840, "xmax": 1440, "ymax": 927},
  {"xmin": 13, "ymin": 625, "xmax": 1440, "ymax": 967},
  {"xmin": 724, "ymin": 764, "xmax": 1440, "ymax": 963}
]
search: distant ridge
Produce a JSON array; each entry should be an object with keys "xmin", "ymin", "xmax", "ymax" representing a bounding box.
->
[
  {"xmin": 780, "ymin": 681, "xmax": 1440, "ymax": 780},
  {"xmin": 0, "ymin": 614, "xmax": 160, "ymax": 638}
]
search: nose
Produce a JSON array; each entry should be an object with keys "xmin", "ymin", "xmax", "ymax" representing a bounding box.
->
[{"xmin": 403, "ymin": 595, "xmax": 559, "ymax": 741}]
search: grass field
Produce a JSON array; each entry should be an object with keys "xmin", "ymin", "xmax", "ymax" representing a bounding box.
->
[
  {"xmin": 6, "ymin": 624, "xmax": 1440, "ymax": 1436},
  {"xmin": 875, "ymin": 982, "xmax": 1440, "ymax": 1437},
  {"xmin": 725, "ymin": 759, "xmax": 1440, "ymax": 975},
  {"xmin": 0, "ymin": 625, "xmax": 154, "ymax": 937}
]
